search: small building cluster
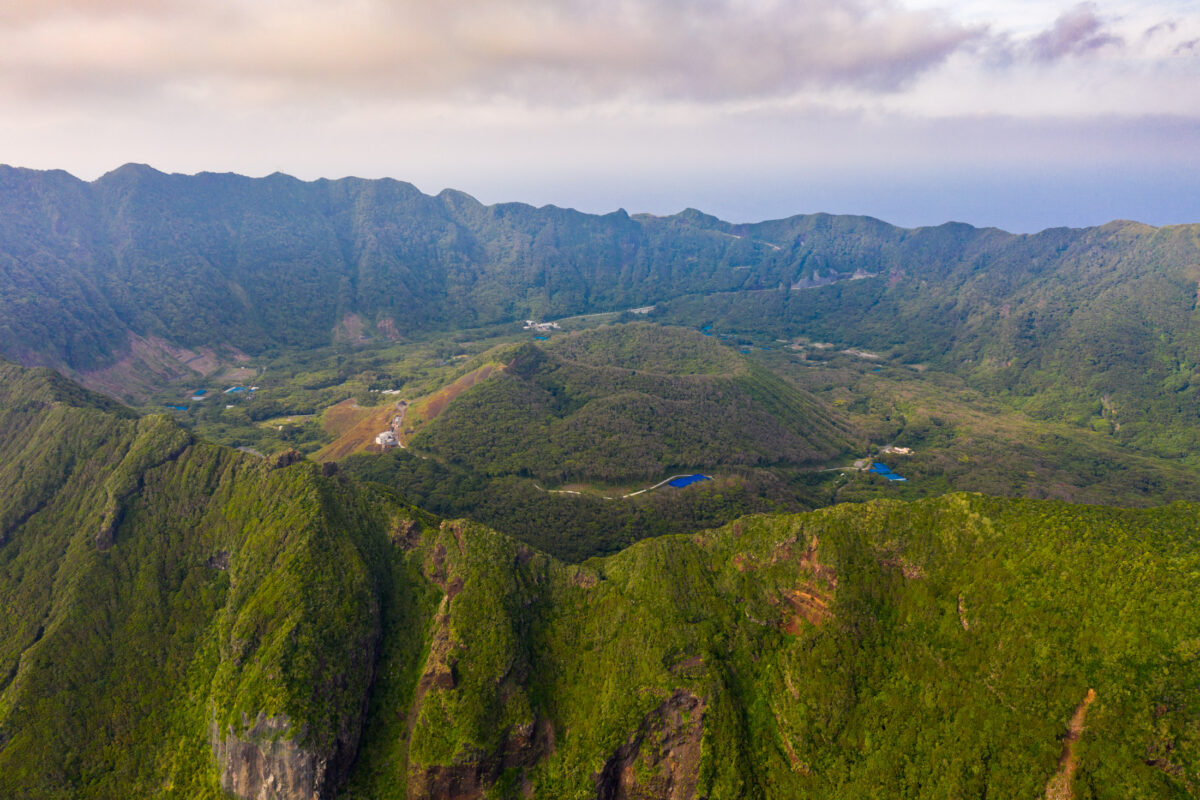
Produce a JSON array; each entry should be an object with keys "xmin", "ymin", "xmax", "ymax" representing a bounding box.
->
[
  {"xmin": 374, "ymin": 400, "xmax": 409, "ymax": 450},
  {"xmin": 522, "ymin": 320, "xmax": 561, "ymax": 332}
]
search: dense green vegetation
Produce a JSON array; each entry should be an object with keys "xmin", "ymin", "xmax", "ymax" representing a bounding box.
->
[
  {"xmin": 0, "ymin": 166, "xmax": 775, "ymax": 375},
  {"xmin": 651, "ymin": 220, "xmax": 1200, "ymax": 459},
  {"xmin": 342, "ymin": 448, "xmax": 833, "ymax": 561},
  {"xmin": 6, "ymin": 164, "xmax": 1200, "ymax": 798},
  {"xmin": 147, "ymin": 319, "xmax": 1200, "ymax": 563},
  {"xmin": 763, "ymin": 347, "xmax": 1200, "ymax": 508},
  {"xmin": 2, "ymin": 361, "xmax": 1199, "ymax": 798},
  {"xmin": 409, "ymin": 324, "xmax": 854, "ymax": 483},
  {"xmin": 0, "ymin": 360, "xmax": 408, "ymax": 798},
  {"xmin": 4, "ymin": 165, "xmax": 1198, "ymax": 461}
]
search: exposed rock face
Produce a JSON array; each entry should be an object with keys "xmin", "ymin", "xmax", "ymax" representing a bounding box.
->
[
  {"xmin": 95, "ymin": 512, "xmax": 119, "ymax": 551},
  {"xmin": 405, "ymin": 564, "xmax": 553, "ymax": 800},
  {"xmin": 408, "ymin": 718, "xmax": 552, "ymax": 800},
  {"xmin": 390, "ymin": 517, "xmax": 421, "ymax": 549},
  {"xmin": 596, "ymin": 690, "xmax": 705, "ymax": 800},
  {"xmin": 273, "ymin": 450, "xmax": 303, "ymax": 469},
  {"xmin": 211, "ymin": 713, "xmax": 329, "ymax": 800}
]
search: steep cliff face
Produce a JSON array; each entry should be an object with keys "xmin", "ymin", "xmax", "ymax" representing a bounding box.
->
[
  {"xmin": 596, "ymin": 690, "xmax": 706, "ymax": 800},
  {"xmin": 0, "ymin": 361, "xmax": 398, "ymax": 800},
  {"xmin": 211, "ymin": 714, "xmax": 327, "ymax": 800}
]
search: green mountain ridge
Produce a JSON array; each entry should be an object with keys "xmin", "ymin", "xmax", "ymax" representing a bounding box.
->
[
  {"xmin": 2, "ymin": 361, "xmax": 1199, "ymax": 798},
  {"xmin": 4, "ymin": 164, "xmax": 1198, "ymax": 456}
]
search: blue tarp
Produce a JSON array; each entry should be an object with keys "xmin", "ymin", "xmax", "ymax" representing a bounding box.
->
[
  {"xmin": 192, "ymin": 389, "xmax": 206, "ymax": 395},
  {"xmin": 869, "ymin": 462, "xmax": 907, "ymax": 482},
  {"xmin": 668, "ymin": 474, "xmax": 711, "ymax": 488},
  {"xmin": 533, "ymin": 335, "xmax": 549, "ymax": 340},
  {"xmin": 164, "ymin": 405, "xmax": 188, "ymax": 411}
]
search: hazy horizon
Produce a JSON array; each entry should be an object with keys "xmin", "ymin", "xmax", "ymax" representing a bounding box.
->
[
  {"xmin": 4, "ymin": 0, "xmax": 1198, "ymax": 233},
  {"xmin": 9, "ymin": 159, "xmax": 1198, "ymax": 236}
]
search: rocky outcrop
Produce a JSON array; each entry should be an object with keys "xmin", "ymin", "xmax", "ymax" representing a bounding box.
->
[
  {"xmin": 405, "ymin": 564, "xmax": 553, "ymax": 800},
  {"xmin": 596, "ymin": 690, "xmax": 705, "ymax": 800},
  {"xmin": 273, "ymin": 450, "xmax": 304, "ymax": 469},
  {"xmin": 408, "ymin": 718, "xmax": 552, "ymax": 800},
  {"xmin": 211, "ymin": 713, "xmax": 330, "ymax": 800},
  {"xmin": 390, "ymin": 517, "xmax": 422, "ymax": 549}
]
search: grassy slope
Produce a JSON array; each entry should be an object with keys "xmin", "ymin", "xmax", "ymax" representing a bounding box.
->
[{"xmin": 768, "ymin": 351, "xmax": 1200, "ymax": 508}]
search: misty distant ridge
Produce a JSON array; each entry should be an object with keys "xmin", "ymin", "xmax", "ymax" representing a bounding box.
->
[{"xmin": 1, "ymin": 162, "xmax": 1177, "ymax": 235}]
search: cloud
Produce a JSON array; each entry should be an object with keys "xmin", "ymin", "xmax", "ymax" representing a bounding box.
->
[
  {"xmin": 1143, "ymin": 19, "xmax": 1177, "ymax": 39},
  {"xmin": 0, "ymin": 0, "xmax": 982, "ymax": 105},
  {"xmin": 1027, "ymin": 3, "xmax": 1123, "ymax": 62}
]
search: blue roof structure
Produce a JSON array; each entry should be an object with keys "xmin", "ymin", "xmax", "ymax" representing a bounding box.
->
[
  {"xmin": 869, "ymin": 462, "xmax": 908, "ymax": 481},
  {"xmin": 668, "ymin": 474, "xmax": 711, "ymax": 488}
]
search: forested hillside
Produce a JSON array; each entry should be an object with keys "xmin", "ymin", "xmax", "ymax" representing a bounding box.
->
[
  {"xmin": 406, "ymin": 324, "xmax": 853, "ymax": 483},
  {"xmin": 0, "ymin": 360, "xmax": 402, "ymax": 798},
  {"xmin": 4, "ymin": 165, "xmax": 1199, "ymax": 453},
  {"xmin": 0, "ymin": 165, "xmax": 782, "ymax": 377},
  {"xmin": 654, "ymin": 220, "xmax": 1200, "ymax": 456},
  {"xmin": 1, "ymin": 360, "xmax": 1199, "ymax": 799}
]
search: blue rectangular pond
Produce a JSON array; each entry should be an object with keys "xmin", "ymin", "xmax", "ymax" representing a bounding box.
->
[{"xmin": 669, "ymin": 474, "xmax": 711, "ymax": 488}]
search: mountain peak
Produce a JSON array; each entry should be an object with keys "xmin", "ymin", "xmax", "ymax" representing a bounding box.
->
[{"xmin": 99, "ymin": 162, "xmax": 165, "ymax": 181}]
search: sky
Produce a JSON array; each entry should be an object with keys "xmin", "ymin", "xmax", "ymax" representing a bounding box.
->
[{"xmin": 1, "ymin": 0, "xmax": 1199, "ymax": 232}]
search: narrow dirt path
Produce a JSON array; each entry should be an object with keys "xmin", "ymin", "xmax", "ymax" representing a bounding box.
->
[
  {"xmin": 531, "ymin": 474, "xmax": 711, "ymax": 500},
  {"xmin": 1044, "ymin": 688, "xmax": 1097, "ymax": 800}
]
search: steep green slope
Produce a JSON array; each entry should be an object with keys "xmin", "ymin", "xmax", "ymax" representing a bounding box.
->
[
  {"xmin": 342, "ymin": 495, "xmax": 1200, "ymax": 799},
  {"xmin": 3, "ymin": 360, "xmax": 1199, "ymax": 799},
  {"xmin": 408, "ymin": 324, "xmax": 854, "ymax": 483},
  {"xmin": 0, "ymin": 166, "xmax": 780, "ymax": 378},
  {"xmin": 0, "ymin": 361, "xmax": 415, "ymax": 798}
]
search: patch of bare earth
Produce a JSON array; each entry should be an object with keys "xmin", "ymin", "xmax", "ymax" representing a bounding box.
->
[
  {"xmin": 781, "ymin": 535, "xmax": 837, "ymax": 633},
  {"xmin": 333, "ymin": 313, "xmax": 367, "ymax": 343},
  {"xmin": 216, "ymin": 365, "xmax": 257, "ymax": 383},
  {"xmin": 1044, "ymin": 688, "xmax": 1097, "ymax": 800},
  {"xmin": 77, "ymin": 333, "xmax": 224, "ymax": 402},
  {"xmin": 377, "ymin": 316, "xmax": 402, "ymax": 340},
  {"xmin": 314, "ymin": 399, "xmax": 404, "ymax": 462},
  {"xmin": 407, "ymin": 364, "xmax": 503, "ymax": 428}
]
